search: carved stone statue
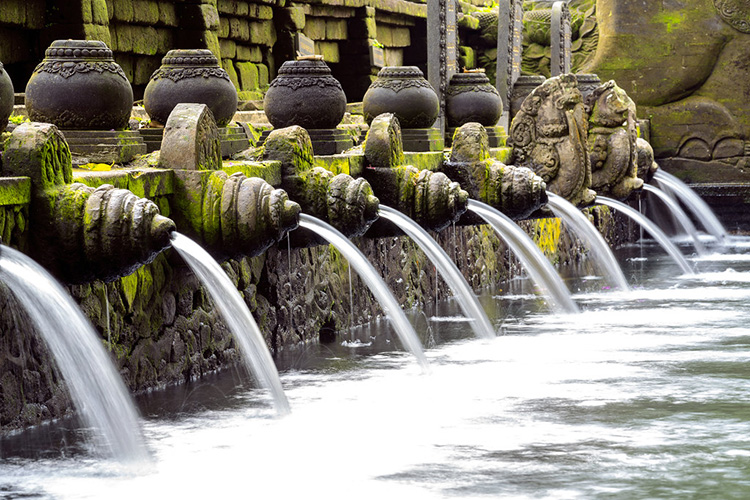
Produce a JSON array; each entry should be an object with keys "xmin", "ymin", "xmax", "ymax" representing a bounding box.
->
[
  {"xmin": 508, "ymin": 74, "xmax": 596, "ymax": 207},
  {"xmin": 584, "ymin": 80, "xmax": 643, "ymax": 200}
]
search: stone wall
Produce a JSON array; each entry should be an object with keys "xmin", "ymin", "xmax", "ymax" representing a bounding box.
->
[{"xmin": 0, "ymin": 199, "xmax": 634, "ymax": 433}]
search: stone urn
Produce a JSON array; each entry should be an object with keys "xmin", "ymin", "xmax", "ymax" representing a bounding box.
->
[
  {"xmin": 0, "ymin": 62, "xmax": 13, "ymax": 133},
  {"xmin": 445, "ymin": 70, "xmax": 502, "ymax": 128},
  {"xmin": 144, "ymin": 49, "xmax": 238, "ymax": 127},
  {"xmin": 25, "ymin": 40, "xmax": 133, "ymax": 130},
  {"xmin": 363, "ymin": 66, "xmax": 439, "ymax": 128},
  {"xmin": 263, "ymin": 57, "xmax": 347, "ymax": 130}
]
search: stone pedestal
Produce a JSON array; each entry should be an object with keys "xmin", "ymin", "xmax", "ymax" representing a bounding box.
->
[
  {"xmin": 307, "ymin": 129, "xmax": 354, "ymax": 155},
  {"xmin": 63, "ymin": 130, "xmax": 147, "ymax": 165},
  {"xmin": 402, "ymin": 128, "xmax": 444, "ymax": 152},
  {"xmin": 139, "ymin": 125, "xmax": 251, "ymax": 157},
  {"xmin": 447, "ymin": 125, "xmax": 507, "ymax": 148}
]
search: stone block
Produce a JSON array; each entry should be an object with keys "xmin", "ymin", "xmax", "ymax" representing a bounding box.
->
[
  {"xmin": 134, "ymin": 56, "xmax": 161, "ymax": 85},
  {"xmin": 383, "ymin": 48, "xmax": 403, "ymax": 66},
  {"xmin": 220, "ymin": 38, "xmax": 237, "ymax": 59},
  {"xmin": 222, "ymin": 58, "xmax": 240, "ymax": 89},
  {"xmin": 325, "ymin": 19, "xmax": 347, "ymax": 40},
  {"xmin": 315, "ymin": 41, "xmax": 340, "ymax": 63},
  {"xmin": 217, "ymin": 0, "xmax": 235, "ymax": 14},
  {"xmin": 113, "ymin": 24, "xmax": 133, "ymax": 52},
  {"xmin": 249, "ymin": 4, "xmax": 273, "ymax": 19},
  {"xmin": 236, "ymin": 1, "xmax": 249, "ymax": 16},
  {"xmin": 159, "ymin": 103, "xmax": 222, "ymax": 172},
  {"xmin": 302, "ymin": 17, "xmax": 326, "ymax": 40},
  {"xmin": 236, "ymin": 62, "xmax": 259, "ymax": 91},
  {"xmin": 112, "ymin": 0, "xmax": 135, "ymax": 22},
  {"xmin": 155, "ymin": 28, "xmax": 174, "ymax": 53},
  {"xmin": 257, "ymin": 63, "xmax": 269, "ymax": 87},
  {"xmin": 178, "ymin": 3, "xmax": 220, "ymax": 31},
  {"xmin": 133, "ymin": 0, "xmax": 160, "ymax": 24},
  {"xmin": 205, "ymin": 31, "xmax": 222, "ymax": 59},
  {"xmin": 83, "ymin": 24, "xmax": 113, "ymax": 47},
  {"xmin": 131, "ymin": 26, "xmax": 159, "ymax": 55},
  {"xmin": 0, "ymin": 0, "xmax": 25, "ymax": 25},
  {"xmin": 277, "ymin": 6, "xmax": 305, "ymax": 31},
  {"xmin": 26, "ymin": 1, "xmax": 46, "ymax": 29},
  {"xmin": 158, "ymin": 2, "xmax": 177, "ymax": 26},
  {"xmin": 230, "ymin": 18, "xmax": 250, "ymax": 42},
  {"xmin": 250, "ymin": 20, "xmax": 276, "ymax": 47},
  {"xmin": 219, "ymin": 17, "xmax": 230, "ymax": 38},
  {"xmin": 92, "ymin": 0, "xmax": 110, "ymax": 24},
  {"xmin": 377, "ymin": 25, "xmax": 410, "ymax": 48},
  {"xmin": 236, "ymin": 44, "xmax": 263, "ymax": 62},
  {"xmin": 310, "ymin": 5, "xmax": 351, "ymax": 18}
]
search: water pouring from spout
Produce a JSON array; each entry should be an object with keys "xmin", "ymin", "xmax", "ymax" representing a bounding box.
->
[
  {"xmin": 298, "ymin": 214, "xmax": 430, "ymax": 371},
  {"xmin": 169, "ymin": 232, "xmax": 291, "ymax": 416},
  {"xmin": 0, "ymin": 245, "xmax": 149, "ymax": 463},
  {"xmin": 377, "ymin": 205, "xmax": 495, "ymax": 340}
]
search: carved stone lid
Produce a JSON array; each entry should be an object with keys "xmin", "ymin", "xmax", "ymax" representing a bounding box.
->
[
  {"xmin": 45, "ymin": 40, "xmax": 113, "ymax": 60},
  {"xmin": 161, "ymin": 49, "xmax": 220, "ymax": 67},
  {"xmin": 376, "ymin": 66, "xmax": 426, "ymax": 79},
  {"xmin": 276, "ymin": 59, "xmax": 333, "ymax": 76},
  {"xmin": 449, "ymin": 71, "xmax": 492, "ymax": 86}
]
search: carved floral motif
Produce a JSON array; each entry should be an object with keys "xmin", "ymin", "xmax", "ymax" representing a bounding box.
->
[{"xmin": 714, "ymin": 0, "xmax": 750, "ymax": 33}]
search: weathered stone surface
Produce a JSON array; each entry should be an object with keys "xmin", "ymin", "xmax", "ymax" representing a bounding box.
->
[
  {"xmin": 158, "ymin": 2, "xmax": 178, "ymax": 26},
  {"xmin": 236, "ymin": 44, "xmax": 263, "ymax": 62},
  {"xmin": 278, "ymin": 6, "xmax": 306, "ymax": 30},
  {"xmin": 133, "ymin": 0, "xmax": 160, "ymax": 25},
  {"xmin": 364, "ymin": 113, "xmax": 405, "ymax": 170},
  {"xmin": 585, "ymin": 80, "xmax": 643, "ymax": 200},
  {"xmin": 444, "ymin": 122, "xmax": 548, "ymax": 220},
  {"xmin": 237, "ymin": 62, "xmax": 259, "ymax": 90},
  {"xmin": 509, "ymin": 74, "xmax": 595, "ymax": 207},
  {"xmin": 159, "ymin": 103, "xmax": 222, "ymax": 172},
  {"xmin": 250, "ymin": 20, "xmax": 276, "ymax": 46}
]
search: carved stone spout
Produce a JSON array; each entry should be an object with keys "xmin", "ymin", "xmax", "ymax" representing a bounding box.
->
[
  {"xmin": 362, "ymin": 113, "xmax": 468, "ymax": 232},
  {"xmin": 584, "ymin": 81, "xmax": 644, "ymax": 200},
  {"xmin": 160, "ymin": 103, "xmax": 301, "ymax": 258},
  {"xmin": 509, "ymin": 74, "xmax": 596, "ymax": 207},
  {"xmin": 2, "ymin": 122, "xmax": 174, "ymax": 283},
  {"xmin": 442, "ymin": 122, "xmax": 548, "ymax": 220},
  {"xmin": 263, "ymin": 125, "xmax": 379, "ymax": 238}
]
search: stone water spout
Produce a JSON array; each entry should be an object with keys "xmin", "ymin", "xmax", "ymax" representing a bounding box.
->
[
  {"xmin": 508, "ymin": 74, "xmax": 596, "ymax": 207},
  {"xmin": 158, "ymin": 103, "xmax": 301, "ymax": 259},
  {"xmin": 262, "ymin": 125, "xmax": 379, "ymax": 239},
  {"xmin": 362, "ymin": 113, "xmax": 468, "ymax": 232},
  {"xmin": 441, "ymin": 122, "xmax": 548, "ymax": 220},
  {"xmin": 584, "ymin": 80, "xmax": 644, "ymax": 200},
  {"xmin": 1, "ymin": 122, "xmax": 174, "ymax": 284}
]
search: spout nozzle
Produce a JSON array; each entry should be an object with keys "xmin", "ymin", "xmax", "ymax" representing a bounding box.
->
[
  {"xmin": 151, "ymin": 214, "xmax": 177, "ymax": 252},
  {"xmin": 282, "ymin": 199, "xmax": 302, "ymax": 232},
  {"xmin": 364, "ymin": 194, "xmax": 380, "ymax": 225}
]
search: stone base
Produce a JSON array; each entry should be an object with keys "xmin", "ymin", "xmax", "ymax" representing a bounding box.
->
[
  {"xmin": 402, "ymin": 128, "xmax": 444, "ymax": 152},
  {"xmin": 308, "ymin": 129, "xmax": 354, "ymax": 155},
  {"xmin": 446, "ymin": 125, "xmax": 507, "ymax": 148},
  {"xmin": 62, "ymin": 130, "xmax": 147, "ymax": 165},
  {"xmin": 138, "ymin": 126, "xmax": 251, "ymax": 158}
]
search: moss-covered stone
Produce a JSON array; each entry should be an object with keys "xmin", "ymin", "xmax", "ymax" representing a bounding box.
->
[{"xmin": 236, "ymin": 62, "xmax": 259, "ymax": 91}]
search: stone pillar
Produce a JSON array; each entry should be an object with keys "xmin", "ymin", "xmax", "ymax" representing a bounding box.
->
[
  {"xmin": 550, "ymin": 1, "xmax": 572, "ymax": 77},
  {"xmin": 427, "ymin": 0, "xmax": 459, "ymax": 135},
  {"xmin": 496, "ymin": 0, "xmax": 523, "ymax": 130}
]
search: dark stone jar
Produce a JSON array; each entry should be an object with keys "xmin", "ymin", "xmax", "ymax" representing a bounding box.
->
[
  {"xmin": 363, "ymin": 66, "xmax": 439, "ymax": 128},
  {"xmin": 144, "ymin": 49, "xmax": 238, "ymax": 127},
  {"xmin": 263, "ymin": 58, "xmax": 347, "ymax": 129},
  {"xmin": 574, "ymin": 73, "xmax": 602, "ymax": 100},
  {"xmin": 445, "ymin": 71, "xmax": 502, "ymax": 128},
  {"xmin": 0, "ymin": 62, "xmax": 13, "ymax": 133},
  {"xmin": 25, "ymin": 40, "xmax": 133, "ymax": 130},
  {"xmin": 509, "ymin": 75, "xmax": 546, "ymax": 121}
]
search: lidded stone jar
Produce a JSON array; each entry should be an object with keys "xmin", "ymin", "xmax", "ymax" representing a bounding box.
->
[
  {"xmin": 445, "ymin": 70, "xmax": 502, "ymax": 128},
  {"xmin": 362, "ymin": 66, "xmax": 439, "ymax": 128},
  {"xmin": 263, "ymin": 57, "xmax": 347, "ymax": 129},
  {"xmin": 0, "ymin": 61, "xmax": 13, "ymax": 133},
  {"xmin": 144, "ymin": 49, "xmax": 238, "ymax": 127},
  {"xmin": 25, "ymin": 40, "xmax": 133, "ymax": 130}
]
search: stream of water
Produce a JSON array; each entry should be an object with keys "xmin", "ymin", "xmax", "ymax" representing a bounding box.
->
[{"xmin": 2, "ymin": 238, "xmax": 750, "ymax": 498}]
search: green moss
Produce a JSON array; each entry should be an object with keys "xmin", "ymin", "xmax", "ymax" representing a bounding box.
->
[
  {"xmin": 531, "ymin": 217, "xmax": 562, "ymax": 263},
  {"xmin": 652, "ymin": 11, "xmax": 686, "ymax": 33}
]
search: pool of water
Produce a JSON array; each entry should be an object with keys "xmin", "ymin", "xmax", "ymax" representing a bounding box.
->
[{"xmin": 2, "ymin": 237, "xmax": 750, "ymax": 499}]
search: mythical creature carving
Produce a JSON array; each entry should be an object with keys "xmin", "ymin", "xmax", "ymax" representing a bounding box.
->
[
  {"xmin": 508, "ymin": 74, "xmax": 596, "ymax": 207},
  {"xmin": 584, "ymin": 80, "xmax": 644, "ymax": 200}
]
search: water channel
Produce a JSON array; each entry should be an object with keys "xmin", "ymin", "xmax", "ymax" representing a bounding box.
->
[{"xmin": 2, "ymin": 236, "xmax": 750, "ymax": 499}]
